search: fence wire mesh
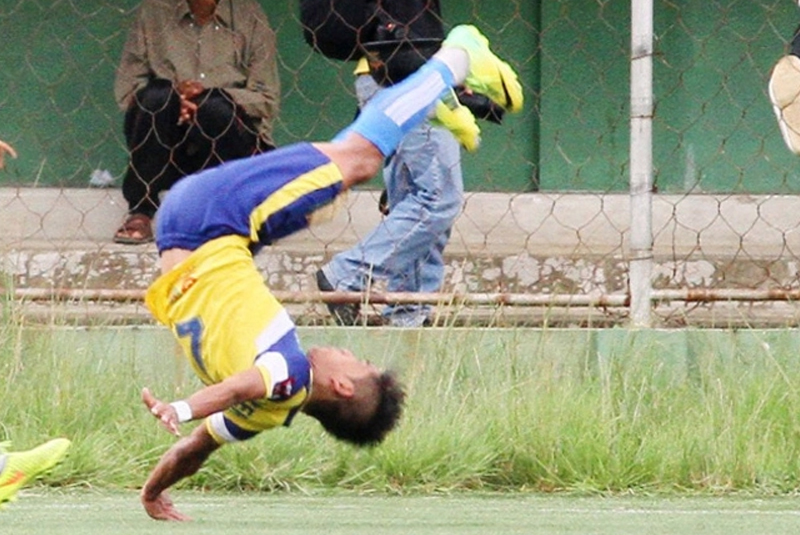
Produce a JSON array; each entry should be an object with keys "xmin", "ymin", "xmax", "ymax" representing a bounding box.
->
[{"xmin": 1, "ymin": 0, "xmax": 800, "ymax": 327}]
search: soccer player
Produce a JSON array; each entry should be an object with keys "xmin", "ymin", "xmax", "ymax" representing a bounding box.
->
[
  {"xmin": 0, "ymin": 438, "xmax": 71, "ymax": 507},
  {"xmin": 139, "ymin": 25, "xmax": 522, "ymax": 521}
]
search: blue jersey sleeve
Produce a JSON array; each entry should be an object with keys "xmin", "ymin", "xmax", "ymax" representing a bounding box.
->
[{"xmin": 155, "ymin": 143, "xmax": 344, "ymax": 251}]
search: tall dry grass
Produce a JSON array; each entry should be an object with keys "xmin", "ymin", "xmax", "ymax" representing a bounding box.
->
[{"xmin": 3, "ymin": 318, "xmax": 800, "ymax": 494}]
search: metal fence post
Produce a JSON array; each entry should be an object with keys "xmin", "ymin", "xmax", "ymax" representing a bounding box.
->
[{"xmin": 629, "ymin": 0, "xmax": 655, "ymax": 327}]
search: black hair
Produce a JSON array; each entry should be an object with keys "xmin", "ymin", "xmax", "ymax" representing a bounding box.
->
[{"xmin": 305, "ymin": 370, "xmax": 405, "ymax": 446}]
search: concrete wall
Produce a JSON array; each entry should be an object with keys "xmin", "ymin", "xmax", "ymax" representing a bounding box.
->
[{"xmin": 3, "ymin": 187, "xmax": 800, "ymax": 327}]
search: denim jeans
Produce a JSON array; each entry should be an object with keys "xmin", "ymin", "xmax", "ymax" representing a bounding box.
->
[{"xmin": 322, "ymin": 75, "xmax": 464, "ymax": 326}]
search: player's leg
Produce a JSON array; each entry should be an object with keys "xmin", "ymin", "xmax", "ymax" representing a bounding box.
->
[
  {"xmin": 331, "ymin": 25, "xmax": 523, "ymax": 160},
  {"xmin": 0, "ymin": 438, "xmax": 71, "ymax": 507}
]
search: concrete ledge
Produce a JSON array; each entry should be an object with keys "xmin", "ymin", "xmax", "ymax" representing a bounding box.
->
[
  {"xmin": 3, "ymin": 187, "xmax": 800, "ymax": 326},
  {"xmin": 4, "ymin": 188, "xmax": 800, "ymax": 256}
]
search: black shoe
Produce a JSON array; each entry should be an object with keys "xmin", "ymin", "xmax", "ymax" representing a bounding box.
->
[
  {"xmin": 315, "ymin": 269, "xmax": 360, "ymax": 326},
  {"xmin": 383, "ymin": 315, "xmax": 434, "ymax": 327}
]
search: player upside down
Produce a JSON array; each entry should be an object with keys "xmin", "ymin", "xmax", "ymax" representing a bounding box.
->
[{"xmin": 140, "ymin": 24, "xmax": 523, "ymax": 521}]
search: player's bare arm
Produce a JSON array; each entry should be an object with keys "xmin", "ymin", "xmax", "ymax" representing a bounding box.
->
[
  {"xmin": 140, "ymin": 368, "xmax": 268, "ymax": 521},
  {"xmin": 140, "ymin": 425, "xmax": 220, "ymax": 521},
  {"xmin": 142, "ymin": 367, "xmax": 267, "ymax": 436}
]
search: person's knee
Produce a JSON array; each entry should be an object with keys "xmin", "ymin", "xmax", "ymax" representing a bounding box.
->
[
  {"xmin": 131, "ymin": 79, "xmax": 176, "ymax": 113},
  {"xmin": 124, "ymin": 80, "xmax": 180, "ymax": 144},
  {"xmin": 427, "ymin": 203, "xmax": 461, "ymax": 232},
  {"xmin": 194, "ymin": 89, "xmax": 237, "ymax": 135},
  {"xmin": 322, "ymin": 135, "xmax": 385, "ymax": 189},
  {"xmin": 414, "ymin": 187, "xmax": 462, "ymax": 227}
]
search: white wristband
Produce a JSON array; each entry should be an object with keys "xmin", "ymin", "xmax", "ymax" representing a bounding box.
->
[{"xmin": 170, "ymin": 400, "xmax": 193, "ymax": 423}]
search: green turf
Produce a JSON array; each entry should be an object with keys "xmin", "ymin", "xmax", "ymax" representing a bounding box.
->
[
  {"xmin": 4, "ymin": 490, "xmax": 800, "ymax": 535},
  {"xmin": 7, "ymin": 326, "xmax": 800, "ymax": 494}
]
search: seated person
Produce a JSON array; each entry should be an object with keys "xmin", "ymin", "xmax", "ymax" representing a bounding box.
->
[{"xmin": 113, "ymin": 0, "xmax": 280, "ymax": 244}]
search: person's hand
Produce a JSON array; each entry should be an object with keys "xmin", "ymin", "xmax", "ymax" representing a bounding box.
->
[
  {"xmin": 141, "ymin": 387, "xmax": 182, "ymax": 436},
  {"xmin": 176, "ymin": 80, "xmax": 204, "ymax": 99},
  {"xmin": 0, "ymin": 140, "xmax": 18, "ymax": 170},
  {"xmin": 178, "ymin": 97, "xmax": 199, "ymax": 125},
  {"xmin": 176, "ymin": 80, "xmax": 204, "ymax": 124},
  {"xmin": 141, "ymin": 490, "xmax": 192, "ymax": 521}
]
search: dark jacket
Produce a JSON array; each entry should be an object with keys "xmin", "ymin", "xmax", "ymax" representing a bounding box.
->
[{"xmin": 300, "ymin": 0, "xmax": 443, "ymax": 61}]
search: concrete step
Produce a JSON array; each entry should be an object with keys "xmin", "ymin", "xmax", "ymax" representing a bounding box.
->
[{"xmin": 3, "ymin": 187, "xmax": 800, "ymax": 326}]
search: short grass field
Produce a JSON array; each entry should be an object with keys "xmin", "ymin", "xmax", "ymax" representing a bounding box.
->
[
  {"xmin": 5, "ymin": 490, "xmax": 800, "ymax": 535},
  {"xmin": 6, "ymin": 321, "xmax": 800, "ymax": 533}
]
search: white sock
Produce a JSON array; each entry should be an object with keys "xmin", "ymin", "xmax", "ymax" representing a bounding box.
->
[{"xmin": 432, "ymin": 48, "xmax": 470, "ymax": 86}]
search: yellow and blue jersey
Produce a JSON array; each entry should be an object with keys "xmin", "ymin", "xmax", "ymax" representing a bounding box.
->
[
  {"xmin": 155, "ymin": 142, "xmax": 344, "ymax": 253},
  {"xmin": 146, "ymin": 236, "xmax": 311, "ymax": 442},
  {"xmin": 147, "ymin": 142, "xmax": 346, "ymax": 442}
]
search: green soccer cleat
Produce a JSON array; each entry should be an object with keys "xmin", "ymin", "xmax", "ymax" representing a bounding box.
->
[
  {"xmin": 443, "ymin": 25, "xmax": 523, "ymax": 113},
  {"xmin": 0, "ymin": 438, "xmax": 71, "ymax": 507},
  {"xmin": 432, "ymin": 88, "xmax": 482, "ymax": 152}
]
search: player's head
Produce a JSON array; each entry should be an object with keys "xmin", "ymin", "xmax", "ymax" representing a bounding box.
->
[{"xmin": 303, "ymin": 346, "xmax": 405, "ymax": 446}]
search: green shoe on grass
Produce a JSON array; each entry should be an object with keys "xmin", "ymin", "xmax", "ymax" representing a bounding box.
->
[{"xmin": 0, "ymin": 438, "xmax": 71, "ymax": 507}]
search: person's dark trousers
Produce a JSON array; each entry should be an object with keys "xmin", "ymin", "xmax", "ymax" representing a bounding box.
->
[{"xmin": 121, "ymin": 79, "xmax": 271, "ymax": 217}]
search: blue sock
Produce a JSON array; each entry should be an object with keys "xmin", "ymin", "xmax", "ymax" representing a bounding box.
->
[{"xmin": 333, "ymin": 59, "xmax": 456, "ymax": 156}]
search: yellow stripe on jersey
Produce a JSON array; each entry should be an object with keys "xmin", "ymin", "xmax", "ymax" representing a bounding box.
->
[
  {"xmin": 248, "ymin": 161, "xmax": 344, "ymax": 243},
  {"xmin": 147, "ymin": 235, "xmax": 311, "ymax": 439},
  {"xmin": 146, "ymin": 235, "xmax": 284, "ymax": 385}
]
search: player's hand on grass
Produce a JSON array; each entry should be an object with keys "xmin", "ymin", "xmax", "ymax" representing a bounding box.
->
[
  {"xmin": 0, "ymin": 139, "xmax": 18, "ymax": 170},
  {"xmin": 142, "ymin": 387, "xmax": 182, "ymax": 437},
  {"xmin": 141, "ymin": 490, "xmax": 192, "ymax": 522}
]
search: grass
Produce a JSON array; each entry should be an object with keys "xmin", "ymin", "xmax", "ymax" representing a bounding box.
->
[
  {"xmin": 3, "ymin": 316, "xmax": 800, "ymax": 495},
  {"xmin": 5, "ymin": 490, "xmax": 800, "ymax": 535}
]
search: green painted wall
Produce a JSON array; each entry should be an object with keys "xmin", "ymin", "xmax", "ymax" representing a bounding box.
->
[
  {"xmin": 538, "ymin": 0, "xmax": 799, "ymax": 193},
  {"xmin": 0, "ymin": 1, "xmax": 795, "ymax": 193},
  {"xmin": 0, "ymin": 1, "xmax": 536, "ymax": 191},
  {"xmin": 651, "ymin": 1, "xmax": 796, "ymax": 193},
  {"xmin": 0, "ymin": 2, "xmax": 133, "ymax": 186}
]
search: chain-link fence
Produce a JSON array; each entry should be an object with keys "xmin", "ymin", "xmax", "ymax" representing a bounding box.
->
[{"xmin": 1, "ymin": 0, "xmax": 800, "ymax": 327}]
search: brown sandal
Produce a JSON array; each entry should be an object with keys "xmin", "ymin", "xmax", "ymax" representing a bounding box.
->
[{"xmin": 114, "ymin": 213, "xmax": 154, "ymax": 244}]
